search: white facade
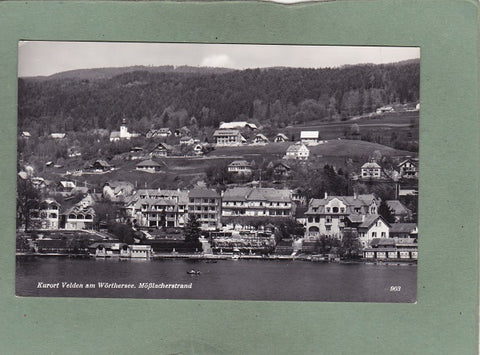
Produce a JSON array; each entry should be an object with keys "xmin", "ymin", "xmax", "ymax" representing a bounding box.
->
[
  {"xmin": 358, "ymin": 217, "xmax": 390, "ymax": 247},
  {"xmin": 300, "ymin": 131, "xmax": 319, "ymax": 145},
  {"xmin": 361, "ymin": 162, "xmax": 382, "ymax": 179},
  {"xmin": 284, "ymin": 143, "xmax": 309, "ymax": 160}
]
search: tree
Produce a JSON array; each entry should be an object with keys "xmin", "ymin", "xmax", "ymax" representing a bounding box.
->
[
  {"xmin": 184, "ymin": 214, "xmax": 201, "ymax": 243},
  {"xmin": 315, "ymin": 235, "xmax": 341, "ymax": 254},
  {"xmin": 16, "ymin": 177, "xmax": 40, "ymax": 230},
  {"xmin": 108, "ymin": 222, "xmax": 135, "ymax": 244},
  {"xmin": 275, "ymin": 218, "xmax": 306, "ymax": 242},
  {"xmin": 339, "ymin": 230, "xmax": 362, "ymax": 258},
  {"xmin": 350, "ymin": 123, "xmax": 360, "ymax": 136},
  {"xmin": 378, "ymin": 200, "xmax": 396, "ymax": 224}
]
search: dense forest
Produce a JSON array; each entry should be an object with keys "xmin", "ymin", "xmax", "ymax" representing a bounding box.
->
[{"xmin": 18, "ymin": 60, "xmax": 419, "ymax": 136}]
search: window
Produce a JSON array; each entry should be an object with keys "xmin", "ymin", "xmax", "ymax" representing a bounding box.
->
[
  {"xmin": 326, "ymin": 207, "xmax": 330, "ymax": 212},
  {"xmin": 372, "ymin": 232, "xmax": 377, "ymax": 238},
  {"xmin": 381, "ymin": 232, "xmax": 386, "ymax": 238},
  {"xmin": 326, "ymin": 216, "xmax": 332, "ymax": 223},
  {"xmin": 332, "ymin": 207, "xmax": 338, "ymax": 213}
]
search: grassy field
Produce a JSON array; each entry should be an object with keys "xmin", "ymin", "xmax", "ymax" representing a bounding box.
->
[
  {"xmin": 212, "ymin": 139, "xmax": 415, "ymax": 160},
  {"xmin": 285, "ymin": 111, "xmax": 419, "ymax": 143},
  {"xmin": 38, "ymin": 138, "xmax": 417, "ymax": 191}
]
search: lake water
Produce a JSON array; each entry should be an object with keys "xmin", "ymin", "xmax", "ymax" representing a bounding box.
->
[{"xmin": 16, "ymin": 257, "xmax": 416, "ymax": 302}]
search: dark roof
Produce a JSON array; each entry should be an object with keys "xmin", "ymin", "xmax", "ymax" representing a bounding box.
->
[
  {"xmin": 386, "ymin": 200, "xmax": 411, "ymax": 215},
  {"xmin": 136, "ymin": 159, "xmax": 161, "ymax": 167},
  {"xmin": 213, "ymin": 129, "xmax": 240, "ymax": 136},
  {"xmin": 358, "ymin": 214, "xmax": 390, "ymax": 229},
  {"xmin": 274, "ymin": 162, "xmax": 291, "ymax": 170},
  {"xmin": 228, "ymin": 160, "xmax": 251, "ymax": 167},
  {"xmin": 370, "ymin": 238, "xmax": 396, "ymax": 247},
  {"xmin": 93, "ymin": 160, "xmax": 111, "ymax": 167},
  {"xmin": 295, "ymin": 205, "xmax": 308, "ymax": 218},
  {"xmin": 390, "ymin": 223, "xmax": 418, "ymax": 234},
  {"xmin": 223, "ymin": 187, "xmax": 291, "ymax": 202},
  {"xmin": 188, "ymin": 188, "xmax": 220, "ymax": 199}
]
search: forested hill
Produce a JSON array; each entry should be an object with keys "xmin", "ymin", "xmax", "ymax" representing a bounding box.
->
[
  {"xmin": 23, "ymin": 65, "xmax": 236, "ymax": 81},
  {"xmin": 18, "ymin": 60, "xmax": 419, "ymax": 135}
]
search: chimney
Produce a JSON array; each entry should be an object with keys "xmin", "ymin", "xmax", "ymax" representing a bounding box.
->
[
  {"xmin": 324, "ymin": 192, "xmax": 328, "ymax": 199},
  {"xmin": 362, "ymin": 215, "xmax": 365, "ymax": 222},
  {"xmin": 354, "ymin": 191, "xmax": 358, "ymax": 200}
]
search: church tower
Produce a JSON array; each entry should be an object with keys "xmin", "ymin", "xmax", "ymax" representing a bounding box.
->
[{"xmin": 120, "ymin": 118, "xmax": 129, "ymax": 139}]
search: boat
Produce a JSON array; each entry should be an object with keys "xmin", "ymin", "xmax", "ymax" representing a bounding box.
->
[{"xmin": 186, "ymin": 270, "xmax": 201, "ymax": 275}]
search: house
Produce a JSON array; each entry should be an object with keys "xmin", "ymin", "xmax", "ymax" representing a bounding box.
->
[
  {"xmin": 136, "ymin": 159, "xmax": 161, "ymax": 172},
  {"xmin": 156, "ymin": 128, "xmax": 172, "ymax": 137},
  {"xmin": 274, "ymin": 133, "xmax": 289, "ymax": 142},
  {"xmin": 188, "ymin": 188, "xmax": 222, "ymax": 230},
  {"xmin": 20, "ymin": 131, "xmax": 31, "ymax": 139},
  {"xmin": 284, "ymin": 143, "xmax": 309, "ymax": 160},
  {"xmin": 128, "ymin": 147, "xmax": 144, "ymax": 160},
  {"xmin": 50, "ymin": 133, "xmax": 66, "ymax": 139},
  {"xmin": 347, "ymin": 214, "xmax": 391, "ymax": 247},
  {"xmin": 222, "ymin": 187, "xmax": 293, "ymax": 223},
  {"xmin": 124, "ymin": 189, "xmax": 189, "ymax": 228},
  {"xmin": 376, "ymin": 105, "xmax": 394, "ymax": 114},
  {"xmin": 398, "ymin": 158, "xmax": 419, "ymax": 179},
  {"xmin": 29, "ymin": 198, "xmax": 61, "ymax": 230},
  {"xmin": 31, "ymin": 177, "xmax": 49, "ymax": 191},
  {"xmin": 91, "ymin": 160, "xmax": 113, "ymax": 172},
  {"xmin": 146, "ymin": 128, "xmax": 172, "ymax": 138},
  {"xmin": 360, "ymin": 160, "xmax": 382, "ymax": 179},
  {"xmin": 304, "ymin": 193, "xmax": 380, "ymax": 239},
  {"xmin": 150, "ymin": 143, "xmax": 173, "ymax": 158},
  {"xmin": 193, "ymin": 144, "xmax": 204, "ymax": 155},
  {"xmin": 228, "ymin": 160, "xmax": 253, "ymax": 175},
  {"xmin": 253, "ymin": 133, "xmax": 269, "ymax": 144},
  {"xmin": 174, "ymin": 126, "xmax": 191, "ymax": 137},
  {"xmin": 136, "ymin": 159, "xmax": 162, "ymax": 173},
  {"xmin": 67, "ymin": 147, "xmax": 82, "ymax": 158},
  {"xmin": 219, "ymin": 121, "xmax": 257, "ymax": 130},
  {"xmin": 109, "ymin": 118, "xmax": 139, "ymax": 141},
  {"xmin": 213, "ymin": 129, "xmax": 245, "ymax": 146},
  {"xmin": 300, "ymin": 131, "xmax": 319, "ymax": 145},
  {"xmin": 179, "ymin": 136, "xmax": 195, "ymax": 145},
  {"xmin": 273, "ymin": 162, "xmax": 292, "ymax": 178},
  {"xmin": 103, "ymin": 181, "xmax": 135, "ymax": 202},
  {"xmin": 63, "ymin": 205, "xmax": 95, "ymax": 230},
  {"xmin": 57, "ymin": 180, "xmax": 76, "ymax": 192},
  {"xmin": 122, "ymin": 245, "xmax": 153, "ymax": 258},
  {"xmin": 386, "ymin": 200, "xmax": 412, "ymax": 222},
  {"xmin": 389, "ymin": 223, "xmax": 418, "ymax": 239}
]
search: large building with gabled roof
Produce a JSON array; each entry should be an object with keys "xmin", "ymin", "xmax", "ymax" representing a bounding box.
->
[
  {"xmin": 222, "ymin": 187, "xmax": 293, "ymax": 221},
  {"xmin": 304, "ymin": 193, "xmax": 380, "ymax": 239}
]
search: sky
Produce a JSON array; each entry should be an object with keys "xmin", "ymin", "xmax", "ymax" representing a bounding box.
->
[{"xmin": 18, "ymin": 41, "xmax": 420, "ymax": 78}]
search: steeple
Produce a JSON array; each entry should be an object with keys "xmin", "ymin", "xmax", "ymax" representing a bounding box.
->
[{"xmin": 120, "ymin": 118, "xmax": 128, "ymax": 138}]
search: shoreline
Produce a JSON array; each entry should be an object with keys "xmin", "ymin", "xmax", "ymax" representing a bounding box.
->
[{"xmin": 15, "ymin": 252, "xmax": 417, "ymax": 265}]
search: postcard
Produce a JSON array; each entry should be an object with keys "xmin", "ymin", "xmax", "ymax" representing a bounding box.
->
[{"xmin": 15, "ymin": 41, "xmax": 420, "ymax": 302}]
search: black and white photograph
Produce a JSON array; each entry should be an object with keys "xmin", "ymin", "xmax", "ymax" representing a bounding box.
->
[{"xmin": 16, "ymin": 41, "xmax": 419, "ymax": 302}]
